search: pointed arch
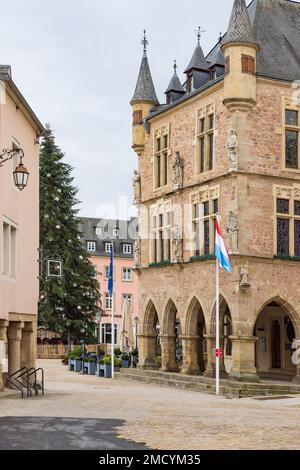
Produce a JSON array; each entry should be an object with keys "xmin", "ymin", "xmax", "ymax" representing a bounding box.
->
[
  {"xmin": 253, "ymin": 295, "xmax": 300, "ymax": 338},
  {"xmin": 162, "ymin": 299, "xmax": 179, "ymax": 335},
  {"xmin": 185, "ymin": 296, "xmax": 206, "ymax": 337},
  {"xmin": 141, "ymin": 299, "xmax": 159, "ymax": 335}
]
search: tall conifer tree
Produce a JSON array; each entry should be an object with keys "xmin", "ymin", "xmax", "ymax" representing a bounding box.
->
[{"xmin": 39, "ymin": 126, "xmax": 100, "ymax": 342}]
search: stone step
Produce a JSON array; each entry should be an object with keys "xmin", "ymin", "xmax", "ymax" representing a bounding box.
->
[{"xmin": 116, "ymin": 369, "xmax": 300, "ymax": 398}]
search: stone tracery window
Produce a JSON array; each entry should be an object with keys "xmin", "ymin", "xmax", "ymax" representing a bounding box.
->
[
  {"xmin": 191, "ymin": 186, "xmax": 219, "ymax": 256},
  {"xmin": 150, "ymin": 202, "xmax": 172, "ymax": 263},
  {"xmin": 275, "ymin": 187, "xmax": 300, "ymax": 257},
  {"xmin": 196, "ymin": 103, "xmax": 215, "ymax": 174},
  {"xmin": 154, "ymin": 126, "xmax": 169, "ymax": 189},
  {"xmin": 285, "ymin": 109, "xmax": 299, "ymax": 169}
]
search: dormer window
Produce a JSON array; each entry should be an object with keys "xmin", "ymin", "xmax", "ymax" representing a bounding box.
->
[
  {"xmin": 87, "ymin": 241, "xmax": 96, "ymax": 252},
  {"xmin": 187, "ymin": 73, "xmax": 193, "ymax": 93}
]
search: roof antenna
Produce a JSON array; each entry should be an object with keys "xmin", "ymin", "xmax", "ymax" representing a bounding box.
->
[{"xmin": 141, "ymin": 30, "xmax": 149, "ymax": 57}]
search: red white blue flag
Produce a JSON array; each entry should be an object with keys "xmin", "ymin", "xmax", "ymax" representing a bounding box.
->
[{"xmin": 215, "ymin": 219, "xmax": 231, "ymax": 273}]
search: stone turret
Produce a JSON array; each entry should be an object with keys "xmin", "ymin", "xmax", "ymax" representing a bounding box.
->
[
  {"xmin": 130, "ymin": 31, "xmax": 159, "ymax": 156},
  {"xmin": 221, "ymin": 0, "xmax": 260, "ymax": 111}
]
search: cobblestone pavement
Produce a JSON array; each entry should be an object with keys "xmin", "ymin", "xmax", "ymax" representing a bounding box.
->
[{"xmin": 0, "ymin": 360, "xmax": 300, "ymax": 450}]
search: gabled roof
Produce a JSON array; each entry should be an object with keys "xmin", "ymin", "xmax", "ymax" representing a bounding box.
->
[
  {"xmin": 131, "ymin": 54, "xmax": 159, "ymax": 105},
  {"xmin": 223, "ymin": 0, "xmax": 255, "ymax": 45},
  {"xmin": 0, "ymin": 65, "xmax": 45, "ymax": 136}
]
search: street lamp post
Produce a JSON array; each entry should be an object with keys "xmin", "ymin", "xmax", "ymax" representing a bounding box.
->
[{"xmin": 0, "ymin": 147, "xmax": 30, "ymax": 190}]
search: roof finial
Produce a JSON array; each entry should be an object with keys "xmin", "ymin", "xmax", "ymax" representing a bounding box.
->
[
  {"xmin": 142, "ymin": 30, "xmax": 149, "ymax": 56},
  {"xmin": 219, "ymin": 32, "xmax": 222, "ymax": 42},
  {"xmin": 195, "ymin": 26, "xmax": 206, "ymax": 45},
  {"xmin": 173, "ymin": 59, "xmax": 177, "ymax": 74}
]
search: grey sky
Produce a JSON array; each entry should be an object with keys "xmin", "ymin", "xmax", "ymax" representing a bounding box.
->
[{"xmin": 0, "ymin": 0, "xmax": 235, "ymax": 217}]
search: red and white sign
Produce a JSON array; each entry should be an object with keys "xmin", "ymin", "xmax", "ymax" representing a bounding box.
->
[{"xmin": 216, "ymin": 348, "xmax": 223, "ymax": 358}]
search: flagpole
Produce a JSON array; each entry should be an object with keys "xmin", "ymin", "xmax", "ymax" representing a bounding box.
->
[
  {"xmin": 216, "ymin": 255, "xmax": 220, "ymax": 396},
  {"xmin": 111, "ymin": 290, "xmax": 114, "ymax": 379}
]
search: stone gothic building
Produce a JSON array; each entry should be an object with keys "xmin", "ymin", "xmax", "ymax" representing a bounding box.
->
[{"xmin": 130, "ymin": 0, "xmax": 300, "ymax": 384}]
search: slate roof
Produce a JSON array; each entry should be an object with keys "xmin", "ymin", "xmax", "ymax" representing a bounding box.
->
[
  {"xmin": 207, "ymin": 0, "xmax": 300, "ymax": 82},
  {"xmin": 184, "ymin": 43, "xmax": 209, "ymax": 72},
  {"xmin": 223, "ymin": 0, "xmax": 255, "ymax": 45},
  {"xmin": 165, "ymin": 67, "xmax": 185, "ymax": 94},
  {"xmin": 78, "ymin": 217, "xmax": 138, "ymax": 259},
  {"xmin": 131, "ymin": 54, "xmax": 159, "ymax": 105}
]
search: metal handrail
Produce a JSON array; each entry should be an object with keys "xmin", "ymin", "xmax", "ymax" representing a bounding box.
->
[
  {"xmin": 7, "ymin": 367, "xmax": 29, "ymax": 398},
  {"xmin": 6, "ymin": 366, "xmax": 45, "ymax": 398},
  {"xmin": 35, "ymin": 368, "xmax": 45, "ymax": 395}
]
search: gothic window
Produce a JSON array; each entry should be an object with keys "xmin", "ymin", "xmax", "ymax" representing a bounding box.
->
[
  {"xmin": 196, "ymin": 105, "xmax": 215, "ymax": 174},
  {"xmin": 277, "ymin": 219, "xmax": 289, "ymax": 256},
  {"xmin": 151, "ymin": 209, "xmax": 172, "ymax": 263},
  {"xmin": 154, "ymin": 128, "xmax": 169, "ymax": 188},
  {"xmin": 285, "ymin": 109, "xmax": 299, "ymax": 169},
  {"xmin": 192, "ymin": 196, "xmax": 218, "ymax": 256},
  {"xmin": 275, "ymin": 193, "xmax": 300, "ymax": 257},
  {"xmin": 242, "ymin": 55, "xmax": 255, "ymax": 75}
]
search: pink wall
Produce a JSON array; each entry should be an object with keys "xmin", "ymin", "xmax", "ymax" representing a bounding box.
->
[
  {"xmin": 0, "ymin": 81, "xmax": 40, "ymax": 320},
  {"xmin": 90, "ymin": 254, "xmax": 139, "ymax": 343}
]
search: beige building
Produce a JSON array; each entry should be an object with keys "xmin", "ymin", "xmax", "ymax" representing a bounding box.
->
[
  {"xmin": 0, "ymin": 65, "xmax": 44, "ymax": 390},
  {"xmin": 130, "ymin": 0, "xmax": 300, "ymax": 384}
]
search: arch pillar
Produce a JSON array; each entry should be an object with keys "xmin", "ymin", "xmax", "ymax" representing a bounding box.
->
[
  {"xmin": 180, "ymin": 335, "xmax": 200, "ymax": 375},
  {"xmin": 0, "ymin": 320, "xmax": 9, "ymax": 391},
  {"xmin": 160, "ymin": 334, "xmax": 179, "ymax": 372},
  {"xmin": 229, "ymin": 335, "xmax": 260, "ymax": 383},
  {"xmin": 21, "ymin": 321, "xmax": 37, "ymax": 370},
  {"xmin": 8, "ymin": 322, "xmax": 24, "ymax": 378},
  {"xmin": 137, "ymin": 334, "xmax": 158, "ymax": 370},
  {"xmin": 204, "ymin": 334, "xmax": 227, "ymax": 378}
]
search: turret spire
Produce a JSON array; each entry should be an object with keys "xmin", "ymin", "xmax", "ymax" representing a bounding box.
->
[
  {"xmin": 131, "ymin": 31, "xmax": 159, "ymax": 105},
  {"xmin": 223, "ymin": 0, "xmax": 256, "ymax": 46},
  {"xmin": 165, "ymin": 60, "xmax": 185, "ymax": 96},
  {"xmin": 184, "ymin": 27, "xmax": 209, "ymax": 73}
]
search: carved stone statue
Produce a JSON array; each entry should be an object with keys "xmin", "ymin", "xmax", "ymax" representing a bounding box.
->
[
  {"xmin": 133, "ymin": 236, "xmax": 141, "ymax": 267},
  {"xmin": 226, "ymin": 211, "xmax": 238, "ymax": 254},
  {"xmin": 240, "ymin": 266, "xmax": 250, "ymax": 289},
  {"xmin": 133, "ymin": 170, "xmax": 141, "ymax": 204},
  {"xmin": 227, "ymin": 130, "xmax": 238, "ymax": 171},
  {"xmin": 172, "ymin": 225, "xmax": 183, "ymax": 263},
  {"xmin": 173, "ymin": 151, "xmax": 184, "ymax": 191}
]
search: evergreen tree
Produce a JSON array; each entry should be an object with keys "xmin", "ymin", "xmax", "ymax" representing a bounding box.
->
[{"xmin": 39, "ymin": 126, "xmax": 101, "ymax": 343}]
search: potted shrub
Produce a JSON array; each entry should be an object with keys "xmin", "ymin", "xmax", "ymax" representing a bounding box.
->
[
  {"xmin": 68, "ymin": 348, "xmax": 83, "ymax": 372},
  {"xmin": 98, "ymin": 347, "xmax": 105, "ymax": 361},
  {"xmin": 121, "ymin": 353, "xmax": 130, "ymax": 368},
  {"xmin": 83, "ymin": 357, "xmax": 96, "ymax": 375},
  {"xmin": 114, "ymin": 348, "xmax": 122, "ymax": 357},
  {"xmin": 97, "ymin": 356, "xmax": 122, "ymax": 378}
]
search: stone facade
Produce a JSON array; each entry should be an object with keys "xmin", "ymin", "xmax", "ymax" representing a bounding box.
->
[{"xmin": 130, "ymin": 0, "xmax": 300, "ymax": 384}]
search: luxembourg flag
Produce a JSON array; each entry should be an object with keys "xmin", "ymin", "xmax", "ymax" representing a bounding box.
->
[{"xmin": 215, "ymin": 219, "xmax": 231, "ymax": 273}]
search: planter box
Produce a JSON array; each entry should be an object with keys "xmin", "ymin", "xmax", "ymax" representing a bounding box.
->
[
  {"xmin": 98, "ymin": 364, "xmax": 112, "ymax": 378},
  {"xmin": 69, "ymin": 359, "xmax": 82, "ymax": 372},
  {"xmin": 121, "ymin": 360, "xmax": 130, "ymax": 368},
  {"xmin": 83, "ymin": 362, "xmax": 96, "ymax": 375}
]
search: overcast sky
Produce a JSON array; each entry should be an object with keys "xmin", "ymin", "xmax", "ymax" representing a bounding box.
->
[{"xmin": 0, "ymin": 0, "xmax": 236, "ymax": 217}]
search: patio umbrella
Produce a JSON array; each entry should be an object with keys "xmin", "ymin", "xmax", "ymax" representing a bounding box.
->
[{"xmin": 120, "ymin": 299, "xmax": 135, "ymax": 353}]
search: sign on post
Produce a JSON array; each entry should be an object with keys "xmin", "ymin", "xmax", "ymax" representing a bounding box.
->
[{"xmin": 216, "ymin": 348, "xmax": 223, "ymax": 358}]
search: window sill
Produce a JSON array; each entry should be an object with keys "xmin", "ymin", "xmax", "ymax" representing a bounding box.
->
[
  {"xmin": 190, "ymin": 254, "xmax": 215, "ymax": 263},
  {"xmin": 149, "ymin": 261, "xmax": 172, "ymax": 268},
  {"xmin": 274, "ymin": 255, "xmax": 300, "ymax": 262}
]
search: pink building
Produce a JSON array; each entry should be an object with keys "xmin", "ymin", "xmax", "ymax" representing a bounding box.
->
[
  {"xmin": 79, "ymin": 218, "xmax": 139, "ymax": 348},
  {"xmin": 0, "ymin": 65, "xmax": 44, "ymax": 391}
]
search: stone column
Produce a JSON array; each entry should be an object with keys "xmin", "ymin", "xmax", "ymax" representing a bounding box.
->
[
  {"xmin": 160, "ymin": 335, "xmax": 179, "ymax": 372},
  {"xmin": 292, "ymin": 339, "xmax": 300, "ymax": 384},
  {"xmin": 180, "ymin": 335, "xmax": 200, "ymax": 375},
  {"xmin": 229, "ymin": 335, "xmax": 260, "ymax": 382},
  {"xmin": 137, "ymin": 334, "xmax": 158, "ymax": 370},
  {"xmin": 204, "ymin": 334, "xmax": 227, "ymax": 378},
  {"xmin": 0, "ymin": 321, "xmax": 9, "ymax": 391},
  {"xmin": 21, "ymin": 322, "xmax": 37, "ymax": 370},
  {"xmin": 7, "ymin": 322, "xmax": 24, "ymax": 377}
]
